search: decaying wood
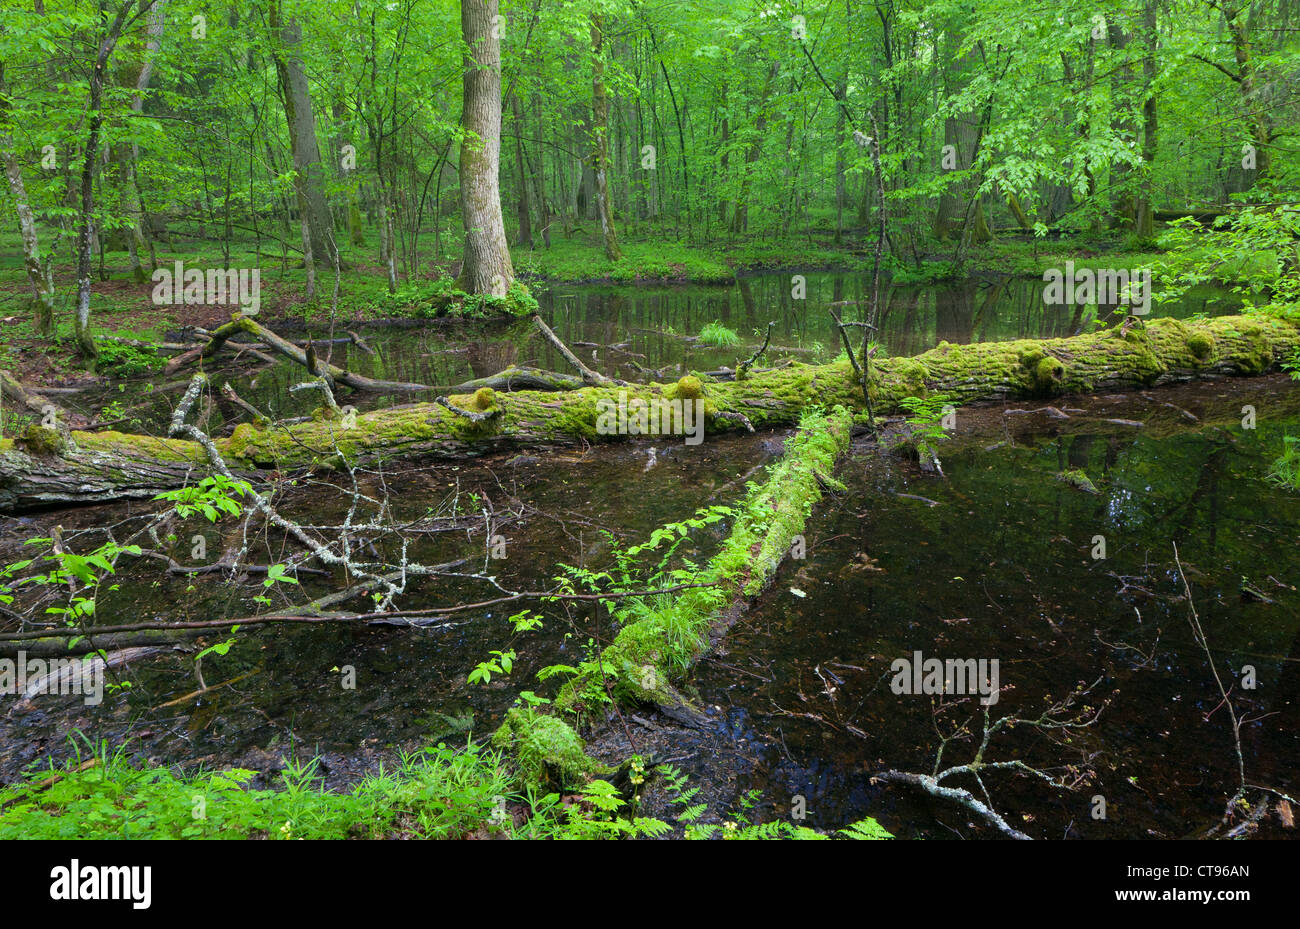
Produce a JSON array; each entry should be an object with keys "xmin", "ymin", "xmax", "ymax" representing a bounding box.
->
[
  {"xmin": 1, "ymin": 314, "xmax": 1296, "ymax": 512},
  {"xmin": 201, "ymin": 315, "xmax": 431, "ymax": 391},
  {"xmin": 532, "ymin": 313, "xmax": 623, "ymax": 386},
  {"xmin": 444, "ymin": 365, "xmax": 587, "ymax": 392},
  {"xmin": 1, "ymin": 372, "xmax": 68, "ymax": 424}
]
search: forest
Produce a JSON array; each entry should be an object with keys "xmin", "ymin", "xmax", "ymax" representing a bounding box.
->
[{"xmin": 0, "ymin": 0, "xmax": 1297, "ymax": 851}]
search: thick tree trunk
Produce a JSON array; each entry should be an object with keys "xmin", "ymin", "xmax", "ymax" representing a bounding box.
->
[
  {"xmin": 2, "ymin": 315, "xmax": 1295, "ymax": 513},
  {"xmin": 455, "ymin": 0, "xmax": 514, "ymax": 296},
  {"xmin": 268, "ymin": 6, "xmax": 335, "ymax": 275}
]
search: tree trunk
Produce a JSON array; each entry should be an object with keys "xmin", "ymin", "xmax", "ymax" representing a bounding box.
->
[
  {"xmin": 115, "ymin": 0, "xmax": 166, "ymax": 284},
  {"xmin": 455, "ymin": 0, "xmax": 514, "ymax": 296},
  {"xmin": 1134, "ymin": 0, "xmax": 1158, "ymax": 240},
  {"xmin": 4, "ymin": 315, "xmax": 1295, "ymax": 512},
  {"xmin": 1107, "ymin": 19, "xmax": 1138, "ymax": 231},
  {"xmin": 74, "ymin": 1, "xmax": 134, "ymax": 361},
  {"xmin": 510, "ymin": 93, "xmax": 533, "ymax": 248},
  {"xmin": 590, "ymin": 14, "xmax": 620, "ymax": 261},
  {"xmin": 268, "ymin": 5, "xmax": 335, "ymax": 276},
  {"xmin": 0, "ymin": 65, "xmax": 55, "ymax": 337},
  {"xmin": 1220, "ymin": 3, "xmax": 1272, "ymax": 185}
]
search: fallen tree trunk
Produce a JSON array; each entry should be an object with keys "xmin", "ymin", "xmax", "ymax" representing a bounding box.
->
[
  {"xmin": 201, "ymin": 315, "xmax": 431, "ymax": 392},
  {"xmin": 553, "ymin": 405, "xmax": 856, "ymax": 726},
  {"xmin": 443, "ymin": 365, "xmax": 587, "ymax": 392},
  {"xmin": 1, "ymin": 372, "xmax": 69, "ymax": 424},
  {"xmin": 1, "ymin": 314, "xmax": 1296, "ymax": 512}
]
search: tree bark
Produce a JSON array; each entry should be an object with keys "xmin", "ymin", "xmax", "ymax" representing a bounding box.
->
[
  {"xmin": 510, "ymin": 93, "xmax": 533, "ymax": 248},
  {"xmin": 455, "ymin": 0, "xmax": 514, "ymax": 296},
  {"xmin": 73, "ymin": 0, "xmax": 135, "ymax": 361},
  {"xmin": 3, "ymin": 315, "xmax": 1295, "ymax": 513},
  {"xmin": 268, "ymin": 3, "xmax": 336, "ymax": 279},
  {"xmin": 0, "ymin": 65, "xmax": 55, "ymax": 337},
  {"xmin": 590, "ymin": 14, "xmax": 620, "ymax": 260}
]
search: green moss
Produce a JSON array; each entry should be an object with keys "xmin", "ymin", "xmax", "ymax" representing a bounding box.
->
[
  {"xmin": 1034, "ymin": 355, "xmax": 1066, "ymax": 390},
  {"xmin": 226, "ymin": 422, "xmax": 258, "ymax": 458},
  {"xmin": 669, "ymin": 375, "xmax": 704, "ymax": 400},
  {"xmin": 56, "ymin": 314, "xmax": 1300, "ymax": 476},
  {"xmin": 555, "ymin": 406, "xmax": 854, "ymax": 715},
  {"xmin": 1187, "ymin": 331, "xmax": 1214, "ymax": 360},
  {"xmin": 471, "ymin": 387, "xmax": 497, "ymax": 411},
  {"xmin": 17, "ymin": 424, "xmax": 67, "ymax": 456},
  {"xmin": 1018, "ymin": 347, "xmax": 1046, "ymax": 368},
  {"xmin": 1232, "ymin": 322, "xmax": 1276, "ymax": 375},
  {"xmin": 1058, "ymin": 469, "xmax": 1100, "ymax": 494},
  {"xmin": 891, "ymin": 358, "xmax": 930, "ymax": 395},
  {"xmin": 490, "ymin": 708, "xmax": 608, "ymax": 792}
]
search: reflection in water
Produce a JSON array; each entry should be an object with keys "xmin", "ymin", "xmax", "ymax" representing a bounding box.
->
[
  {"xmin": 679, "ymin": 380, "xmax": 1300, "ymax": 839},
  {"xmin": 106, "ymin": 270, "xmax": 1232, "ymax": 434}
]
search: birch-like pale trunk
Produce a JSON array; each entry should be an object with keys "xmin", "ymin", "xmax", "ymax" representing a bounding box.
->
[{"xmin": 455, "ymin": 0, "xmax": 514, "ymax": 296}]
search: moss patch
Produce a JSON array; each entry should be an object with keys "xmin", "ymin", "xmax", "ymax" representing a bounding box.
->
[
  {"xmin": 490, "ymin": 708, "xmax": 608, "ymax": 792},
  {"xmin": 1058, "ymin": 468, "xmax": 1101, "ymax": 494}
]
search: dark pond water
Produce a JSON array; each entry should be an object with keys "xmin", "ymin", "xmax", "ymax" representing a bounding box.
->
[
  {"xmin": 639, "ymin": 376, "xmax": 1300, "ymax": 838},
  {"xmin": 0, "ymin": 432, "xmax": 782, "ymax": 785}
]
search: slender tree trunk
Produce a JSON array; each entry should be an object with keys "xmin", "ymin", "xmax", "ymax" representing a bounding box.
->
[
  {"xmin": 590, "ymin": 14, "xmax": 620, "ymax": 260},
  {"xmin": 268, "ymin": 3, "xmax": 335, "ymax": 284},
  {"xmin": 1221, "ymin": 2, "xmax": 1273, "ymax": 185},
  {"xmin": 1135, "ymin": 0, "xmax": 1158, "ymax": 240},
  {"xmin": 115, "ymin": 0, "xmax": 165, "ymax": 284},
  {"xmin": 1108, "ymin": 20, "xmax": 1137, "ymax": 230},
  {"xmin": 74, "ymin": 1, "xmax": 134, "ymax": 361},
  {"xmin": 510, "ymin": 93, "xmax": 533, "ymax": 248},
  {"xmin": 455, "ymin": 0, "xmax": 514, "ymax": 295},
  {"xmin": 0, "ymin": 64, "xmax": 55, "ymax": 336}
]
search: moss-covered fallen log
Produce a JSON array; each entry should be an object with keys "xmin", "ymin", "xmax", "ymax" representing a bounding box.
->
[
  {"xmin": 492, "ymin": 406, "xmax": 855, "ymax": 788},
  {"xmin": 554, "ymin": 405, "xmax": 856, "ymax": 726},
  {"xmin": 1, "ymin": 314, "xmax": 1296, "ymax": 512}
]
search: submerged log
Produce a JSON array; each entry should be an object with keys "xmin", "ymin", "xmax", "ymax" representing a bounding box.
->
[
  {"xmin": 1, "ymin": 314, "xmax": 1296, "ymax": 512},
  {"xmin": 444, "ymin": 365, "xmax": 587, "ymax": 392}
]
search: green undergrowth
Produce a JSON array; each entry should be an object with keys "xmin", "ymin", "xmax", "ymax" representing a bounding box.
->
[
  {"xmin": 697, "ymin": 320, "xmax": 742, "ymax": 347},
  {"xmin": 358, "ymin": 277, "xmax": 538, "ymax": 320},
  {"xmin": 1269, "ymin": 350, "xmax": 1300, "ymax": 492},
  {"xmin": 0, "ymin": 740, "xmax": 527, "ymax": 839},
  {"xmin": 513, "ymin": 239, "xmax": 735, "ymax": 284},
  {"xmin": 480, "ymin": 407, "xmax": 854, "ymax": 815},
  {"xmin": 0, "ymin": 738, "xmax": 891, "ymax": 840}
]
